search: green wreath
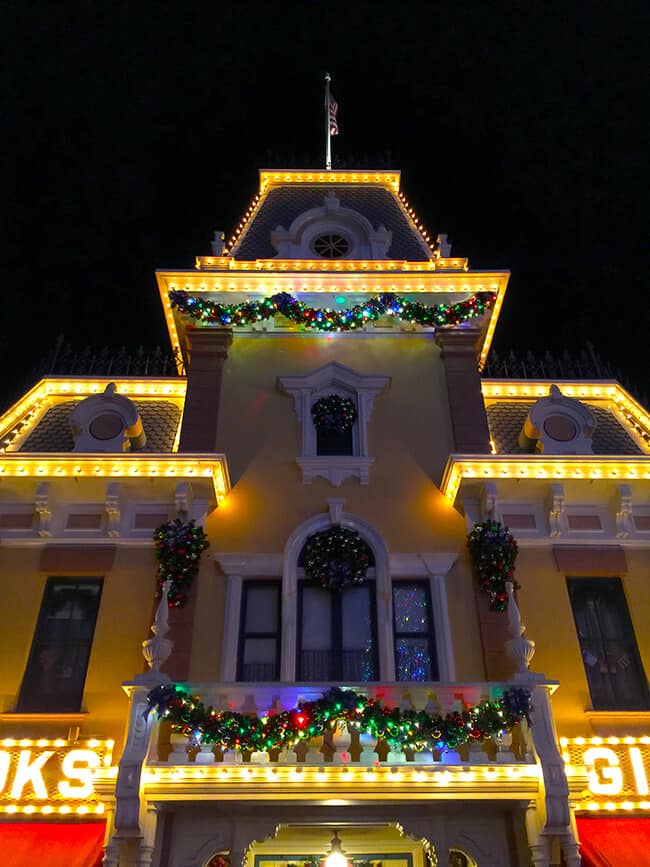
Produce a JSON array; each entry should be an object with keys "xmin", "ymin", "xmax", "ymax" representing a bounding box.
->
[
  {"xmin": 311, "ymin": 394, "xmax": 358, "ymax": 435},
  {"xmin": 302, "ymin": 525, "xmax": 371, "ymax": 591}
]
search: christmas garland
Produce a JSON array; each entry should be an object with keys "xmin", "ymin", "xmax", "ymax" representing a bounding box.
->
[
  {"xmin": 467, "ymin": 520, "xmax": 519, "ymax": 611},
  {"xmin": 155, "ymin": 518, "xmax": 210, "ymax": 607},
  {"xmin": 146, "ymin": 684, "xmax": 531, "ymax": 753},
  {"xmin": 302, "ymin": 525, "xmax": 371, "ymax": 590},
  {"xmin": 169, "ymin": 290, "xmax": 496, "ymax": 332},
  {"xmin": 311, "ymin": 394, "xmax": 357, "ymax": 434}
]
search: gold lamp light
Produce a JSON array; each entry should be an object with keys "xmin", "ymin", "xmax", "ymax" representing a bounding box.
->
[{"xmin": 325, "ymin": 831, "xmax": 347, "ymax": 867}]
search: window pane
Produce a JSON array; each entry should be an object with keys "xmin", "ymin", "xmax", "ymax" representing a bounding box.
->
[
  {"xmin": 244, "ymin": 585, "xmax": 280, "ymax": 633},
  {"xmin": 342, "ymin": 586, "xmax": 372, "ymax": 649},
  {"xmin": 342, "ymin": 585, "xmax": 376, "ymax": 681},
  {"xmin": 300, "ymin": 587, "xmax": 331, "ymax": 650},
  {"xmin": 568, "ymin": 578, "xmax": 649, "ymax": 710},
  {"xmin": 316, "ymin": 429, "xmax": 353, "ymax": 456},
  {"xmin": 393, "ymin": 584, "xmax": 430, "ymax": 633},
  {"xmin": 18, "ymin": 578, "xmax": 102, "ymax": 713},
  {"xmin": 396, "ymin": 637, "xmax": 434, "ymax": 681},
  {"xmin": 241, "ymin": 638, "xmax": 279, "ymax": 681}
]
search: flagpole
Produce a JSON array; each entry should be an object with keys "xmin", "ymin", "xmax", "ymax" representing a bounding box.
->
[{"xmin": 325, "ymin": 72, "xmax": 332, "ymax": 171}]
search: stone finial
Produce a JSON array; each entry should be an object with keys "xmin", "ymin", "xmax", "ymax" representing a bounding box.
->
[
  {"xmin": 211, "ymin": 231, "xmax": 225, "ymax": 256},
  {"xmin": 136, "ymin": 580, "xmax": 173, "ymax": 685},
  {"xmin": 505, "ymin": 581, "xmax": 536, "ymax": 673},
  {"xmin": 436, "ymin": 233, "xmax": 452, "ymax": 257}
]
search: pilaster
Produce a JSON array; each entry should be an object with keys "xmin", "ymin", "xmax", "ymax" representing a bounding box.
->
[
  {"xmin": 435, "ymin": 327, "xmax": 491, "ymax": 453},
  {"xmin": 178, "ymin": 328, "xmax": 233, "ymax": 452}
]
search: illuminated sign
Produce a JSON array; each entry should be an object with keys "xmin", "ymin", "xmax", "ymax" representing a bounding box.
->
[
  {"xmin": 562, "ymin": 737, "xmax": 650, "ymax": 811},
  {"xmin": 0, "ymin": 738, "xmax": 113, "ymax": 815}
]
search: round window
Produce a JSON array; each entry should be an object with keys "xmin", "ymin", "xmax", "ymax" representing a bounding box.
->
[{"xmin": 312, "ymin": 233, "xmax": 351, "ymax": 258}]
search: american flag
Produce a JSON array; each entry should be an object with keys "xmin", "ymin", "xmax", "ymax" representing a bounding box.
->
[{"xmin": 328, "ymin": 93, "xmax": 339, "ymax": 136}]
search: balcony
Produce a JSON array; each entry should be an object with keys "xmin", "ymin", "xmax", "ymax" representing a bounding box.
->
[{"xmin": 146, "ymin": 681, "xmax": 535, "ymax": 768}]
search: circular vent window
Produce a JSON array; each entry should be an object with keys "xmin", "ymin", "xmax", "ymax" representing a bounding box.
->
[{"xmin": 312, "ymin": 233, "xmax": 351, "ymax": 258}]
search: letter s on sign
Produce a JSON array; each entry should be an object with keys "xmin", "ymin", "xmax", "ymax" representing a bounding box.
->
[{"xmin": 58, "ymin": 749, "xmax": 101, "ymax": 799}]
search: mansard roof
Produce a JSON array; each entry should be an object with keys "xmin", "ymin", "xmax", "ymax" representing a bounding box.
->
[
  {"xmin": 228, "ymin": 175, "xmax": 433, "ymax": 261},
  {"xmin": 18, "ymin": 399, "xmax": 181, "ymax": 453},
  {"xmin": 486, "ymin": 401, "xmax": 643, "ymax": 456}
]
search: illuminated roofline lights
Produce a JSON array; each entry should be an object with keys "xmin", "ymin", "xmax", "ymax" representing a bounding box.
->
[
  {"xmin": 195, "ymin": 257, "xmax": 470, "ymax": 272},
  {"xmin": 441, "ymin": 455, "xmax": 650, "ymax": 502},
  {"xmin": 258, "ymin": 169, "xmax": 401, "ymax": 194},
  {"xmin": 0, "ymin": 454, "xmax": 229, "ymax": 500},
  {"xmin": 481, "ymin": 379, "xmax": 650, "ymax": 450}
]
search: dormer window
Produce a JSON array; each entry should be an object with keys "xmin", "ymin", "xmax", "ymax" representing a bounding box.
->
[{"xmin": 271, "ymin": 192, "xmax": 392, "ymax": 260}]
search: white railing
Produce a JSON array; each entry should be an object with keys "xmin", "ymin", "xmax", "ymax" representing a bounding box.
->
[{"xmin": 147, "ymin": 681, "xmax": 534, "ymax": 768}]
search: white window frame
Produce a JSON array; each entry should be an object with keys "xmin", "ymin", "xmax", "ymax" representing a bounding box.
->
[
  {"xmin": 278, "ymin": 361, "xmax": 390, "ymax": 486},
  {"xmin": 216, "ymin": 514, "xmax": 458, "ymax": 683}
]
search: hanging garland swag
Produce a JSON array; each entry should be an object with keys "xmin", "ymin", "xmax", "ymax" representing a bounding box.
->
[
  {"xmin": 154, "ymin": 518, "xmax": 210, "ymax": 608},
  {"xmin": 311, "ymin": 394, "xmax": 357, "ymax": 434},
  {"xmin": 146, "ymin": 684, "xmax": 532, "ymax": 753},
  {"xmin": 169, "ymin": 289, "xmax": 496, "ymax": 332},
  {"xmin": 302, "ymin": 525, "xmax": 371, "ymax": 591},
  {"xmin": 467, "ymin": 520, "xmax": 519, "ymax": 611}
]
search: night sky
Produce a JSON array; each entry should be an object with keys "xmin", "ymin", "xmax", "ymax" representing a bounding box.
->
[{"xmin": 4, "ymin": 2, "xmax": 649, "ymax": 405}]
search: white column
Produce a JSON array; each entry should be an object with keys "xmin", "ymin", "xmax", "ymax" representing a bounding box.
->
[{"xmin": 220, "ymin": 574, "xmax": 243, "ymax": 681}]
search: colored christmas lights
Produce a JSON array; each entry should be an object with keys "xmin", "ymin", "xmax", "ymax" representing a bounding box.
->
[
  {"xmin": 302, "ymin": 525, "xmax": 371, "ymax": 591},
  {"xmin": 154, "ymin": 518, "xmax": 210, "ymax": 607},
  {"xmin": 145, "ymin": 684, "xmax": 532, "ymax": 753},
  {"xmin": 311, "ymin": 394, "xmax": 357, "ymax": 434},
  {"xmin": 467, "ymin": 520, "xmax": 519, "ymax": 611},
  {"xmin": 169, "ymin": 290, "xmax": 496, "ymax": 332}
]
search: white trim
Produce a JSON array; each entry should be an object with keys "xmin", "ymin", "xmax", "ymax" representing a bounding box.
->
[
  {"xmin": 421, "ymin": 553, "xmax": 458, "ymax": 681},
  {"xmin": 278, "ymin": 361, "xmax": 390, "ymax": 487},
  {"xmin": 215, "ymin": 553, "xmax": 283, "ymax": 576},
  {"xmin": 220, "ymin": 574, "xmax": 242, "ymax": 681},
  {"xmin": 297, "ymin": 456, "xmax": 374, "ymax": 486}
]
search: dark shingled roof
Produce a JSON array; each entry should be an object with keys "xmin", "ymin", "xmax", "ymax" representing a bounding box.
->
[
  {"xmin": 19, "ymin": 400, "xmax": 181, "ymax": 452},
  {"xmin": 486, "ymin": 402, "xmax": 643, "ymax": 455},
  {"xmin": 233, "ymin": 185, "xmax": 431, "ymax": 261}
]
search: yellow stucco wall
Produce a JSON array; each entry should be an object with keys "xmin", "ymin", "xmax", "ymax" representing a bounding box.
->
[
  {"xmin": 0, "ymin": 545, "xmax": 157, "ymax": 750},
  {"xmin": 185, "ymin": 333, "xmax": 487, "ymax": 682},
  {"xmin": 516, "ymin": 545, "xmax": 650, "ymax": 736}
]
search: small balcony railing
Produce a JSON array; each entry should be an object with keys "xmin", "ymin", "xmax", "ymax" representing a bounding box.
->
[{"xmin": 148, "ymin": 681, "xmax": 534, "ymax": 768}]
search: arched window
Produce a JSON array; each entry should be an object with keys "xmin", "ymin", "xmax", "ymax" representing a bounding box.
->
[{"xmin": 296, "ymin": 538, "xmax": 378, "ymax": 681}]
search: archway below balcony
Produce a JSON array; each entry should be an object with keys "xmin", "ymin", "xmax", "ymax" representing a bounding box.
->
[{"xmin": 242, "ymin": 823, "xmax": 436, "ymax": 867}]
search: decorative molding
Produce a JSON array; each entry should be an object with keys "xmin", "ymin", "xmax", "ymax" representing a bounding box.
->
[
  {"xmin": 520, "ymin": 384, "xmax": 595, "ymax": 455},
  {"xmin": 327, "ymin": 497, "xmax": 345, "ymax": 524},
  {"xmin": 105, "ymin": 482, "xmax": 121, "ymax": 537},
  {"xmin": 481, "ymin": 482, "xmax": 499, "ymax": 521},
  {"xmin": 297, "ymin": 455, "xmax": 374, "ymax": 486},
  {"xmin": 214, "ymin": 553, "xmax": 283, "ymax": 577},
  {"xmin": 615, "ymin": 483, "xmax": 634, "ymax": 538},
  {"xmin": 175, "ymin": 481, "xmax": 193, "ymax": 516},
  {"xmin": 548, "ymin": 484, "xmax": 567, "ymax": 537},
  {"xmin": 270, "ymin": 191, "xmax": 393, "ymax": 260},
  {"xmin": 34, "ymin": 481, "xmax": 52, "ymax": 537},
  {"xmin": 279, "ymin": 361, "xmax": 390, "ymax": 487},
  {"xmin": 69, "ymin": 382, "xmax": 146, "ymax": 453}
]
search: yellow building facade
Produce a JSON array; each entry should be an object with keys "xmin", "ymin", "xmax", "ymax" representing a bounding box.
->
[{"xmin": 0, "ymin": 168, "xmax": 648, "ymax": 866}]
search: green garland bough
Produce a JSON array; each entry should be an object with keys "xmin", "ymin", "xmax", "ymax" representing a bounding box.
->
[
  {"xmin": 302, "ymin": 525, "xmax": 371, "ymax": 591},
  {"xmin": 154, "ymin": 518, "xmax": 210, "ymax": 607},
  {"xmin": 169, "ymin": 290, "xmax": 496, "ymax": 332},
  {"xmin": 145, "ymin": 685, "xmax": 532, "ymax": 753},
  {"xmin": 311, "ymin": 394, "xmax": 357, "ymax": 434},
  {"xmin": 467, "ymin": 520, "xmax": 519, "ymax": 611}
]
